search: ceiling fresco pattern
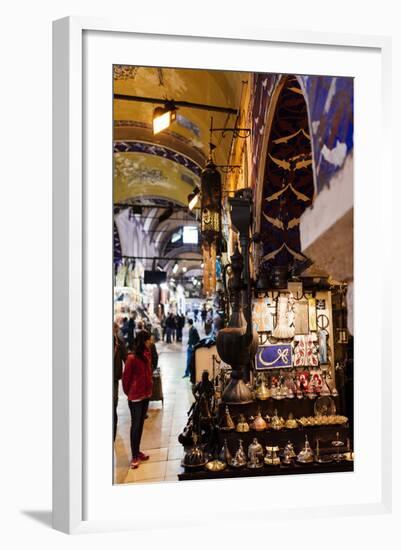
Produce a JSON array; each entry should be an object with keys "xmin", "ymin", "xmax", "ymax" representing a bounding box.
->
[
  {"xmin": 113, "ymin": 66, "xmax": 245, "ymax": 167},
  {"xmin": 113, "ymin": 66, "xmax": 246, "ymax": 276},
  {"xmin": 114, "ymin": 152, "xmax": 199, "ymax": 205},
  {"xmin": 114, "ymin": 141, "xmax": 202, "ymax": 177}
]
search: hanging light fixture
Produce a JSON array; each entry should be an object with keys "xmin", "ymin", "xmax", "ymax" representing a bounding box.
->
[
  {"xmin": 173, "ymin": 262, "xmax": 179, "ymax": 274},
  {"xmin": 200, "ymin": 152, "xmax": 222, "ymax": 247},
  {"xmin": 200, "ymin": 143, "xmax": 222, "ymax": 296},
  {"xmin": 152, "ymin": 101, "xmax": 177, "ymax": 134}
]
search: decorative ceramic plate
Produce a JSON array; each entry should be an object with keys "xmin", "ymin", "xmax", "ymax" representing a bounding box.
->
[{"xmin": 314, "ymin": 396, "xmax": 336, "ymax": 416}]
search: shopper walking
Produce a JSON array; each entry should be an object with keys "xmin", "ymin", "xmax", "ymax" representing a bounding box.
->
[
  {"xmin": 176, "ymin": 312, "xmax": 185, "ymax": 342},
  {"xmin": 160, "ymin": 313, "xmax": 166, "ymax": 342},
  {"xmin": 127, "ymin": 312, "xmax": 136, "ymax": 350},
  {"xmin": 121, "ymin": 317, "xmax": 129, "ymax": 343},
  {"xmin": 183, "ymin": 318, "xmax": 200, "ymax": 378},
  {"xmin": 150, "ymin": 334, "xmax": 159, "ymax": 371},
  {"xmin": 204, "ymin": 308, "xmax": 214, "ymax": 335},
  {"xmin": 113, "ymin": 322, "xmax": 127, "ymax": 441},
  {"xmin": 165, "ymin": 312, "xmax": 175, "ymax": 343},
  {"xmin": 201, "ymin": 304, "xmax": 207, "ymax": 326},
  {"xmin": 122, "ymin": 330, "xmax": 153, "ymax": 469}
]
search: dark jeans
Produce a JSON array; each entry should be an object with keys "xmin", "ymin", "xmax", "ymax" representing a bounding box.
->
[
  {"xmin": 128, "ymin": 399, "xmax": 149, "ymax": 458},
  {"xmin": 185, "ymin": 347, "xmax": 193, "ymax": 376},
  {"xmin": 113, "ymin": 379, "xmax": 119, "ymax": 441}
]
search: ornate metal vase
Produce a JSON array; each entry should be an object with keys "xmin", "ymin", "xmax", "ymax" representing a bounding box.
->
[
  {"xmin": 182, "ymin": 434, "xmax": 207, "ymax": 469},
  {"xmin": 216, "ymin": 245, "xmax": 257, "ymax": 404}
]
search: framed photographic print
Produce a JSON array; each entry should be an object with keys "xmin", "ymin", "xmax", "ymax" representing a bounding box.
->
[{"xmin": 53, "ymin": 16, "xmax": 392, "ymax": 534}]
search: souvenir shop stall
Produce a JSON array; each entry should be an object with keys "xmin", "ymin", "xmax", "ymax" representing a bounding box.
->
[
  {"xmin": 114, "ymin": 259, "xmax": 160, "ymax": 331},
  {"xmin": 178, "ymin": 189, "xmax": 353, "ymax": 480},
  {"xmin": 114, "ymin": 259, "xmax": 143, "ymax": 324}
]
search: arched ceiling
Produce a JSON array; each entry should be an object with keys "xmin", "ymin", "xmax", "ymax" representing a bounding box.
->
[
  {"xmin": 113, "ymin": 66, "xmax": 248, "ymax": 205},
  {"xmin": 113, "ymin": 150, "xmax": 199, "ymax": 204},
  {"xmin": 113, "ymin": 66, "xmax": 248, "ymax": 281}
]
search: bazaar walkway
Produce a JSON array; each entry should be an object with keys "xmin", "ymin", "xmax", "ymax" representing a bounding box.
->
[{"xmin": 114, "ymin": 324, "xmax": 204, "ymax": 484}]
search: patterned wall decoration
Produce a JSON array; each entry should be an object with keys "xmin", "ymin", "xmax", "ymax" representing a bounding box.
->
[
  {"xmin": 114, "ymin": 140, "xmax": 202, "ymax": 177},
  {"xmin": 251, "ymin": 74, "xmax": 354, "ymax": 195},
  {"xmin": 259, "ymin": 76, "xmax": 314, "ymax": 267},
  {"xmin": 299, "ymin": 76, "xmax": 353, "ymax": 192}
]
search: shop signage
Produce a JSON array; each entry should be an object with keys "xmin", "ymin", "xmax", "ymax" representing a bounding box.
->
[{"xmin": 255, "ymin": 344, "xmax": 292, "ymax": 370}]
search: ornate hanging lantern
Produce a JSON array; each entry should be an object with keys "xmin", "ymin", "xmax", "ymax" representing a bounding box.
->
[
  {"xmin": 200, "ymin": 157, "xmax": 222, "ymax": 246},
  {"xmin": 200, "ymin": 155, "xmax": 222, "ymax": 295}
]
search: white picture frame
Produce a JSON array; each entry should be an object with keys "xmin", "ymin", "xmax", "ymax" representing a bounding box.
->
[{"xmin": 52, "ymin": 16, "xmax": 392, "ymax": 534}]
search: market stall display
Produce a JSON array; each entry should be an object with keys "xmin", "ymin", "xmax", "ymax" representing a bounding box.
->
[{"xmin": 177, "ymin": 236, "xmax": 352, "ymax": 481}]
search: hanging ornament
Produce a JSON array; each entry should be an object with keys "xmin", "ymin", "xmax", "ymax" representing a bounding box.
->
[
  {"xmin": 200, "ymin": 142, "xmax": 222, "ymax": 296},
  {"xmin": 202, "ymin": 241, "xmax": 217, "ymax": 296},
  {"xmin": 272, "ymin": 292, "xmax": 295, "ymax": 339},
  {"xmin": 200, "ymin": 149, "xmax": 222, "ymax": 244}
]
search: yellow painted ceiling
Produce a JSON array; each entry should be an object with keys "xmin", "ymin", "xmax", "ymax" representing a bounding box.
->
[
  {"xmin": 113, "ymin": 66, "xmax": 248, "ymax": 204},
  {"xmin": 114, "ymin": 152, "xmax": 198, "ymax": 205}
]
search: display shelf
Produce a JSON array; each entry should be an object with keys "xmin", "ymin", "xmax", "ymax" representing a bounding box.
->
[
  {"xmin": 218, "ymin": 395, "xmax": 341, "ymax": 420},
  {"xmin": 217, "ymin": 424, "xmax": 351, "ymax": 454},
  {"xmin": 178, "ymin": 460, "xmax": 353, "ymax": 481}
]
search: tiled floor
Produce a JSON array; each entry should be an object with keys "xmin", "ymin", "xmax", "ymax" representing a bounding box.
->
[{"xmin": 114, "ymin": 327, "xmax": 200, "ymax": 484}]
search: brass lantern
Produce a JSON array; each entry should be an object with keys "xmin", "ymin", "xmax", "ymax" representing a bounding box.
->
[
  {"xmin": 200, "ymin": 158, "xmax": 222, "ymax": 295},
  {"xmin": 200, "ymin": 158, "xmax": 222, "ymax": 245}
]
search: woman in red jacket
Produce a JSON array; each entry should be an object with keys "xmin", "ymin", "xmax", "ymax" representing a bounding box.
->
[{"xmin": 122, "ymin": 330, "xmax": 153, "ymax": 469}]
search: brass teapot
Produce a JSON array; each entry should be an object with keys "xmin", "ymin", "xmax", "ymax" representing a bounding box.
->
[
  {"xmin": 236, "ymin": 413, "xmax": 250, "ymax": 432},
  {"xmin": 284, "ymin": 412, "xmax": 298, "ymax": 429},
  {"xmin": 251, "ymin": 410, "xmax": 267, "ymax": 431},
  {"xmin": 255, "ymin": 373, "xmax": 271, "ymax": 401},
  {"xmin": 271, "ymin": 409, "xmax": 285, "ymax": 430}
]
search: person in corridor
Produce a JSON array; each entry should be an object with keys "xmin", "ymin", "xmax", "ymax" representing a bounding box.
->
[
  {"xmin": 183, "ymin": 318, "xmax": 200, "ymax": 378},
  {"xmin": 122, "ymin": 330, "xmax": 153, "ymax": 469},
  {"xmin": 165, "ymin": 312, "xmax": 176, "ymax": 343},
  {"xmin": 113, "ymin": 322, "xmax": 127, "ymax": 441}
]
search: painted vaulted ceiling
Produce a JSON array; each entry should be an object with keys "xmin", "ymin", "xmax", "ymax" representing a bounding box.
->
[
  {"xmin": 113, "ymin": 66, "xmax": 247, "ymax": 275},
  {"xmin": 113, "ymin": 66, "xmax": 247, "ymax": 205}
]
